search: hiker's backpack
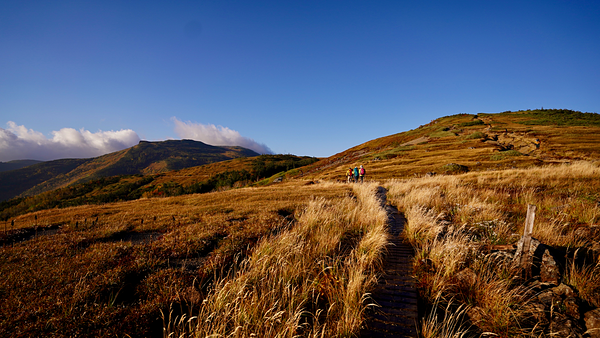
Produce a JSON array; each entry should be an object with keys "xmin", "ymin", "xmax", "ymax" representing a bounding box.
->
[{"xmin": 359, "ymin": 168, "xmax": 365, "ymax": 176}]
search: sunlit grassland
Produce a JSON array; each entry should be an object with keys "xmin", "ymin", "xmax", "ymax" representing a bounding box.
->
[
  {"xmin": 2, "ymin": 180, "xmax": 384, "ymax": 338},
  {"xmin": 304, "ymin": 110, "xmax": 600, "ymax": 183},
  {"xmin": 314, "ymin": 142, "xmax": 543, "ymax": 182},
  {"xmin": 164, "ymin": 182, "xmax": 388, "ymax": 337},
  {"xmin": 386, "ymin": 161, "xmax": 600, "ymax": 336}
]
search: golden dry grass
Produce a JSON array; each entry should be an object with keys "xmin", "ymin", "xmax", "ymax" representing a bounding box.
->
[
  {"xmin": 564, "ymin": 256, "xmax": 600, "ymax": 308},
  {"xmin": 164, "ymin": 182, "xmax": 388, "ymax": 337},
  {"xmin": 419, "ymin": 295, "xmax": 469, "ymax": 338},
  {"xmin": 1, "ymin": 181, "xmax": 371, "ymax": 338},
  {"xmin": 386, "ymin": 161, "xmax": 600, "ymax": 337},
  {"xmin": 0, "ymin": 180, "xmax": 392, "ymax": 337}
]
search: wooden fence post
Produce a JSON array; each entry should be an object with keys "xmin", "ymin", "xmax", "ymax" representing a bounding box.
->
[{"xmin": 520, "ymin": 204, "xmax": 537, "ymax": 271}]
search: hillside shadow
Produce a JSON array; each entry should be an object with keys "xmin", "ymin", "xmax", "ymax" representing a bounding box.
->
[{"xmin": 0, "ymin": 224, "xmax": 62, "ymax": 245}]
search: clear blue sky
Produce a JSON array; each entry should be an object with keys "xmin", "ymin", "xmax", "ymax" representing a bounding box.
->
[{"xmin": 1, "ymin": 0, "xmax": 599, "ymax": 161}]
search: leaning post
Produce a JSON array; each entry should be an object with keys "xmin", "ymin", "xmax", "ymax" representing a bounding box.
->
[{"xmin": 520, "ymin": 204, "xmax": 537, "ymax": 274}]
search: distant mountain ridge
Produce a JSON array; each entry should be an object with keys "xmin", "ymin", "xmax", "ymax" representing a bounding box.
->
[
  {"xmin": 0, "ymin": 160, "xmax": 43, "ymax": 173},
  {"xmin": 0, "ymin": 139, "xmax": 259, "ymax": 201},
  {"xmin": 0, "ymin": 154, "xmax": 319, "ymax": 219}
]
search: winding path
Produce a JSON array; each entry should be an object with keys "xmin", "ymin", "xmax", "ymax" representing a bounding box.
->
[{"xmin": 360, "ymin": 187, "xmax": 418, "ymax": 338}]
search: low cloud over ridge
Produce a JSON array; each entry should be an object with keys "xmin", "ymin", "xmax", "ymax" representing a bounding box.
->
[
  {"xmin": 0, "ymin": 121, "xmax": 140, "ymax": 162},
  {"xmin": 172, "ymin": 117, "xmax": 272, "ymax": 154}
]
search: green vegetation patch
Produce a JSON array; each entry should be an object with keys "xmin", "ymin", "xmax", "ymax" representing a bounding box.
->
[
  {"xmin": 464, "ymin": 131, "xmax": 487, "ymax": 140},
  {"xmin": 143, "ymin": 155, "xmax": 318, "ymax": 197},
  {"xmin": 490, "ymin": 150, "xmax": 525, "ymax": 161},
  {"xmin": 371, "ymin": 146, "xmax": 416, "ymax": 160},
  {"xmin": 515, "ymin": 109, "xmax": 600, "ymax": 127},
  {"xmin": 440, "ymin": 163, "xmax": 469, "ymax": 174},
  {"xmin": 458, "ymin": 119, "xmax": 486, "ymax": 127},
  {"xmin": 429, "ymin": 131, "xmax": 457, "ymax": 138},
  {"xmin": 251, "ymin": 155, "xmax": 317, "ymax": 178}
]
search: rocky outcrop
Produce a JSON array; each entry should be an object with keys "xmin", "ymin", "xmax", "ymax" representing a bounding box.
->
[
  {"xmin": 541, "ymin": 249, "xmax": 561, "ymax": 284},
  {"xmin": 461, "ymin": 229, "xmax": 599, "ymax": 337},
  {"xmin": 585, "ymin": 308, "xmax": 600, "ymax": 338},
  {"xmin": 496, "ymin": 236, "xmax": 600, "ymax": 337},
  {"xmin": 531, "ymin": 283, "xmax": 585, "ymax": 337},
  {"xmin": 512, "ymin": 237, "xmax": 562, "ymax": 284}
]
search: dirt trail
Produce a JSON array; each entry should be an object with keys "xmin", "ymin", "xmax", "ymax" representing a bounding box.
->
[{"xmin": 360, "ymin": 187, "xmax": 418, "ymax": 338}]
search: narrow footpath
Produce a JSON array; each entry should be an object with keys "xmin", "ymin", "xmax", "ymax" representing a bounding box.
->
[{"xmin": 360, "ymin": 187, "xmax": 418, "ymax": 338}]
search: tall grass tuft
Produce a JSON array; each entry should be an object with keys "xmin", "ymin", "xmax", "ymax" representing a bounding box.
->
[
  {"xmin": 564, "ymin": 255, "xmax": 600, "ymax": 308},
  {"xmin": 419, "ymin": 294, "xmax": 469, "ymax": 338},
  {"xmin": 165, "ymin": 182, "xmax": 388, "ymax": 337}
]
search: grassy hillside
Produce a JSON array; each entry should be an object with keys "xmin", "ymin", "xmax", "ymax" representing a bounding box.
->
[
  {"xmin": 0, "ymin": 139, "xmax": 259, "ymax": 202},
  {"xmin": 0, "ymin": 154, "xmax": 319, "ymax": 220},
  {"xmin": 302, "ymin": 109, "xmax": 600, "ymax": 181}
]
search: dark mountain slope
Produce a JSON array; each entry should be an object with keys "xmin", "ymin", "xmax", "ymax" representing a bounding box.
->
[
  {"xmin": 0, "ymin": 160, "xmax": 43, "ymax": 172},
  {"xmin": 92, "ymin": 140, "xmax": 258, "ymax": 177},
  {"xmin": 0, "ymin": 140, "xmax": 259, "ymax": 201},
  {"xmin": 0, "ymin": 159, "xmax": 88, "ymax": 202}
]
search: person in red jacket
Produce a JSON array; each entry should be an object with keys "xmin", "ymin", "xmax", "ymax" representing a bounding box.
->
[{"xmin": 359, "ymin": 165, "xmax": 366, "ymax": 183}]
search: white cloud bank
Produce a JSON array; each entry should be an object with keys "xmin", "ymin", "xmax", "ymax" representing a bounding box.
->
[
  {"xmin": 172, "ymin": 117, "xmax": 273, "ymax": 154},
  {"xmin": 0, "ymin": 121, "xmax": 140, "ymax": 162}
]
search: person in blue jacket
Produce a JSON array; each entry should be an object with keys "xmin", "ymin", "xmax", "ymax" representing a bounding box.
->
[{"xmin": 353, "ymin": 166, "xmax": 359, "ymax": 183}]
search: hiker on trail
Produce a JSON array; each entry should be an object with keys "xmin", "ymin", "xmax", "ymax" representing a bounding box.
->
[
  {"xmin": 346, "ymin": 167, "xmax": 353, "ymax": 183},
  {"xmin": 353, "ymin": 166, "xmax": 359, "ymax": 183},
  {"xmin": 359, "ymin": 165, "xmax": 366, "ymax": 183}
]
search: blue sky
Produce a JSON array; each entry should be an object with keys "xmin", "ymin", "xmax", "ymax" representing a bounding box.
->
[{"xmin": 1, "ymin": 0, "xmax": 599, "ymax": 161}]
